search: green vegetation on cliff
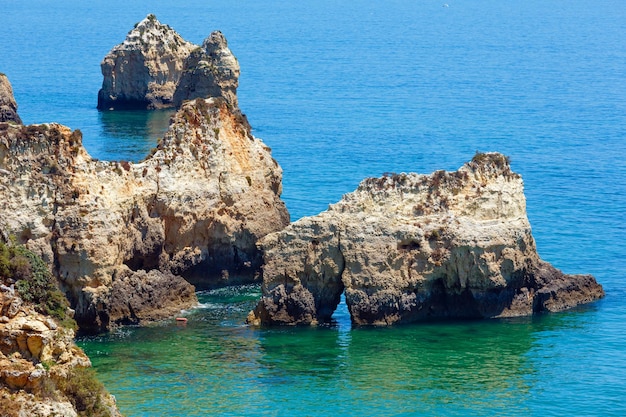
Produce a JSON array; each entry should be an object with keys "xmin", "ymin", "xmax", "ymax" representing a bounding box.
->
[
  {"xmin": 0, "ymin": 241, "xmax": 75, "ymax": 329},
  {"xmin": 55, "ymin": 367, "xmax": 113, "ymax": 416},
  {"xmin": 0, "ymin": 239, "xmax": 116, "ymax": 416}
]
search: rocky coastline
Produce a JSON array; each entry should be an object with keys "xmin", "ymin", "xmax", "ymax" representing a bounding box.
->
[
  {"xmin": 1, "ymin": 77, "xmax": 288, "ymax": 333},
  {"xmin": 0, "ymin": 12, "xmax": 609, "ymax": 417},
  {"xmin": 0, "ymin": 243, "xmax": 121, "ymax": 417},
  {"xmin": 248, "ymin": 153, "xmax": 604, "ymax": 326}
]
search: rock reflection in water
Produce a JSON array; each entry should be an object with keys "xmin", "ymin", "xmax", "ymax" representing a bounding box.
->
[
  {"xmin": 94, "ymin": 109, "xmax": 173, "ymax": 162},
  {"xmin": 79, "ymin": 285, "xmax": 597, "ymax": 416},
  {"xmin": 255, "ymin": 318, "xmax": 538, "ymax": 415}
]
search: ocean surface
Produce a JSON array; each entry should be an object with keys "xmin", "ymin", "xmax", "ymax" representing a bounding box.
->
[{"xmin": 2, "ymin": 0, "xmax": 626, "ymax": 415}]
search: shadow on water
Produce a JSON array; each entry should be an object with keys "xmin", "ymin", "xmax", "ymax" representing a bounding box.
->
[
  {"xmin": 255, "ymin": 321, "xmax": 538, "ymax": 414},
  {"xmin": 90, "ymin": 109, "xmax": 174, "ymax": 162}
]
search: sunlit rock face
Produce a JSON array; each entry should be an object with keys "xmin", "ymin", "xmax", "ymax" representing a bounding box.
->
[
  {"xmin": 0, "ymin": 97, "xmax": 289, "ymax": 333},
  {"xmin": 248, "ymin": 153, "xmax": 604, "ymax": 326},
  {"xmin": 97, "ymin": 14, "xmax": 239, "ymax": 110},
  {"xmin": 0, "ymin": 284, "xmax": 121, "ymax": 416},
  {"xmin": 173, "ymin": 30, "xmax": 240, "ymax": 109}
]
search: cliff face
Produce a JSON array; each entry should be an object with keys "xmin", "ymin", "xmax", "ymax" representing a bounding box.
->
[
  {"xmin": 0, "ymin": 97, "xmax": 289, "ymax": 333},
  {"xmin": 97, "ymin": 14, "xmax": 239, "ymax": 110},
  {"xmin": 0, "ymin": 74, "xmax": 22, "ymax": 124},
  {"xmin": 248, "ymin": 153, "xmax": 604, "ymax": 326},
  {"xmin": 0, "ymin": 254, "xmax": 120, "ymax": 417}
]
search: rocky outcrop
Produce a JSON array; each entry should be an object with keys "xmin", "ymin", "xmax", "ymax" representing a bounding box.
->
[
  {"xmin": 0, "ymin": 279, "xmax": 120, "ymax": 416},
  {"xmin": 0, "ymin": 96, "xmax": 289, "ymax": 333},
  {"xmin": 0, "ymin": 74, "xmax": 22, "ymax": 124},
  {"xmin": 248, "ymin": 153, "xmax": 604, "ymax": 326},
  {"xmin": 173, "ymin": 31, "xmax": 240, "ymax": 109},
  {"xmin": 97, "ymin": 14, "xmax": 240, "ymax": 110},
  {"xmin": 97, "ymin": 14, "xmax": 194, "ymax": 110}
]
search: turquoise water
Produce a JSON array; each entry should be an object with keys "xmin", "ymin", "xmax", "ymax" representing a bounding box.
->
[
  {"xmin": 78, "ymin": 286, "xmax": 622, "ymax": 416},
  {"xmin": 2, "ymin": 0, "xmax": 626, "ymax": 415}
]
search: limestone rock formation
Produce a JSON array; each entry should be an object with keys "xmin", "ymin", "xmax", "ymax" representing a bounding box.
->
[
  {"xmin": 173, "ymin": 31, "xmax": 240, "ymax": 109},
  {"xmin": 248, "ymin": 153, "xmax": 604, "ymax": 326},
  {"xmin": 0, "ymin": 74, "xmax": 22, "ymax": 124},
  {"xmin": 0, "ymin": 96, "xmax": 289, "ymax": 333},
  {"xmin": 0, "ymin": 280, "xmax": 120, "ymax": 416},
  {"xmin": 97, "ymin": 14, "xmax": 240, "ymax": 110}
]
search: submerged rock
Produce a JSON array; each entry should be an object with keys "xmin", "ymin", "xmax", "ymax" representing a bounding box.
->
[
  {"xmin": 0, "ymin": 74, "xmax": 22, "ymax": 124},
  {"xmin": 97, "ymin": 14, "xmax": 240, "ymax": 110},
  {"xmin": 248, "ymin": 153, "xmax": 604, "ymax": 326},
  {"xmin": 0, "ymin": 96, "xmax": 289, "ymax": 333}
]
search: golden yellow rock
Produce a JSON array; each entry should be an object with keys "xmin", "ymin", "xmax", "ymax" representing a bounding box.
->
[{"xmin": 0, "ymin": 284, "xmax": 120, "ymax": 416}]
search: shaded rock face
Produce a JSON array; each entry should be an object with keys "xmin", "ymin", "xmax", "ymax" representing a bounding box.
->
[
  {"xmin": 0, "ymin": 74, "xmax": 22, "ymax": 124},
  {"xmin": 248, "ymin": 153, "xmax": 604, "ymax": 326},
  {"xmin": 0, "ymin": 285, "xmax": 121, "ymax": 416},
  {"xmin": 0, "ymin": 97, "xmax": 289, "ymax": 333},
  {"xmin": 97, "ymin": 14, "xmax": 239, "ymax": 110}
]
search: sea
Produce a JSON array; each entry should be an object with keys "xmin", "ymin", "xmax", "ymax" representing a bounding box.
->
[{"xmin": 2, "ymin": 0, "xmax": 625, "ymax": 415}]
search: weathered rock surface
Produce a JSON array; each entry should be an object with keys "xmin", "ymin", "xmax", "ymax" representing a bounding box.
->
[
  {"xmin": 0, "ymin": 283, "xmax": 120, "ymax": 417},
  {"xmin": 174, "ymin": 30, "xmax": 239, "ymax": 108},
  {"xmin": 0, "ymin": 74, "xmax": 22, "ymax": 124},
  {"xmin": 0, "ymin": 96, "xmax": 289, "ymax": 333},
  {"xmin": 248, "ymin": 153, "xmax": 604, "ymax": 326},
  {"xmin": 97, "ymin": 14, "xmax": 239, "ymax": 110}
]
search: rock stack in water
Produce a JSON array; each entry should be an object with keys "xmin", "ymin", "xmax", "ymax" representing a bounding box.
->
[
  {"xmin": 97, "ymin": 14, "xmax": 240, "ymax": 110},
  {"xmin": 248, "ymin": 153, "xmax": 604, "ymax": 326},
  {"xmin": 1, "ymin": 86, "xmax": 289, "ymax": 332}
]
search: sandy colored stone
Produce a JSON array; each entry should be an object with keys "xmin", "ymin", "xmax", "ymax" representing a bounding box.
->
[
  {"xmin": 249, "ymin": 153, "xmax": 604, "ymax": 326},
  {"xmin": 21, "ymin": 320, "xmax": 48, "ymax": 333},
  {"xmin": 97, "ymin": 14, "xmax": 195, "ymax": 110},
  {"xmin": 0, "ymin": 96, "xmax": 288, "ymax": 332},
  {"xmin": 173, "ymin": 30, "xmax": 240, "ymax": 108},
  {"xmin": 98, "ymin": 14, "xmax": 239, "ymax": 110},
  {"xmin": 0, "ymin": 74, "xmax": 22, "ymax": 124},
  {"xmin": 0, "ymin": 288, "xmax": 120, "ymax": 416}
]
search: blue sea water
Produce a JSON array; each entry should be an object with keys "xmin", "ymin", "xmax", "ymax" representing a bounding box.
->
[{"xmin": 2, "ymin": 0, "xmax": 626, "ymax": 415}]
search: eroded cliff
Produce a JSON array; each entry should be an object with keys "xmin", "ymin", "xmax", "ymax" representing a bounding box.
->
[
  {"xmin": 248, "ymin": 153, "xmax": 604, "ymax": 326},
  {"xmin": 0, "ymin": 244, "xmax": 120, "ymax": 417},
  {"xmin": 97, "ymin": 14, "xmax": 239, "ymax": 110},
  {"xmin": 0, "ymin": 97, "xmax": 289, "ymax": 333}
]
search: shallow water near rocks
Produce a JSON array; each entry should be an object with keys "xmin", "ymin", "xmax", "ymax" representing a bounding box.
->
[
  {"xmin": 77, "ymin": 286, "xmax": 623, "ymax": 416},
  {"xmin": 3, "ymin": 0, "xmax": 626, "ymax": 415}
]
